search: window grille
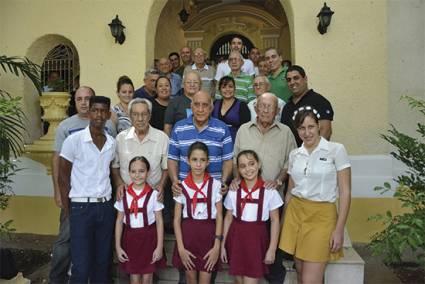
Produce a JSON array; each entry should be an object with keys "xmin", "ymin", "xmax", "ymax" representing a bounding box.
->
[
  {"xmin": 210, "ymin": 34, "xmax": 254, "ymax": 62},
  {"xmin": 41, "ymin": 44, "xmax": 76, "ymax": 93}
]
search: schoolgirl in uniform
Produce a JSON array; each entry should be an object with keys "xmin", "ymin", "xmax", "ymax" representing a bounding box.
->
[
  {"xmin": 221, "ymin": 150, "xmax": 283, "ymax": 284},
  {"xmin": 172, "ymin": 142, "xmax": 223, "ymax": 284},
  {"xmin": 115, "ymin": 156, "xmax": 166, "ymax": 284},
  {"xmin": 279, "ymin": 107, "xmax": 351, "ymax": 284}
]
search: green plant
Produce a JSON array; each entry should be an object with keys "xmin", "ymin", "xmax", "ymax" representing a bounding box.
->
[
  {"xmin": 369, "ymin": 96, "xmax": 425, "ymax": 268},
  {"xmin": 0, "ymin": 55, "xmax": 41, "ymax": 236}
]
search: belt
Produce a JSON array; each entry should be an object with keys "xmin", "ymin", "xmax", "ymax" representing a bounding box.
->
[{"xmin": 70, "ymin": 196, "xmax": 111, "ymax": 203}]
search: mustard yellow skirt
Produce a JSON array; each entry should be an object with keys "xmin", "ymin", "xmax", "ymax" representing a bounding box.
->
[{"xmin": 279, "ymin": 196, "xmax": 343, "ymax": 262}]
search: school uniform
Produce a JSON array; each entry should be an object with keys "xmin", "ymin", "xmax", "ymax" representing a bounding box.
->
[
  {"xmin": 223, "ymin": 179, "xmax": 283, "ymax": 279},
  {"xmin": 279, "ymin": 137, "xmax": 351, "ymax": 262},
  {"xmin": 172, "ymin": 174, "xmax": 222, "ymax": 272},
  {"xmin": 115, "ymin": 184, "xmax": 166, "ymax": 274}
]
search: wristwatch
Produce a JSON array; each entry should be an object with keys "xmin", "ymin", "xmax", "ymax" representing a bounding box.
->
[{"xmin": 215, "ymin": 235, "xmax": 223, "ymax": 241}]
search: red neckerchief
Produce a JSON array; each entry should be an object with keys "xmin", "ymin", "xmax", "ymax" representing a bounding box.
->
[
  {"xmin": 127, "ymin": 183, "xmax": 152, "ymax": 218},
  {"xmin": 240, "ymin": 178, "xmax": 264, "ymax": 215},
  {"xmin": 184, "ymin": 172, "xmax": 210, "ymax": 215}
]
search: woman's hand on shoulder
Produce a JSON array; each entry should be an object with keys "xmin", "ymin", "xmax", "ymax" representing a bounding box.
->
[
  {"xmin": 229, "ymin": 178, "xmax": 240, "ymax": 191},
  {"xmin": 264, "ymin": 179, "xmax": 278, "ymax": 190}
]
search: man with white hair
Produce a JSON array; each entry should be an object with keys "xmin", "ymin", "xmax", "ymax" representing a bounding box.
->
[
  {"xmin": 233, "ymin": 92, "xmax": 296, "ymax": 284},
  {"xmin": 215, "ymin": 36, "xmax": 255, "ymax": 81},
  {"xmin": 183, "ymin": 47, "xmax": 216, "ymax": 97}
]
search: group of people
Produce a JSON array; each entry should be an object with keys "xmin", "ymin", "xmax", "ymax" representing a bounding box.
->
[{"xmin": 49, "ymin": 37, "xmax": 352, "ymax": 284}]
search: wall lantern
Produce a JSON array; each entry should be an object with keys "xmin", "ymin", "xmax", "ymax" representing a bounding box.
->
[
  {"xmin": 178, "ymin": 8, "xmax": 189, "ymax": 24},
  {"xmin": 317, "ymin": 2, "xmax": 334, "ymax": 35},
  {"xmin": 108, "ymin": 15, "xmax": 126, "ymax": 44}
]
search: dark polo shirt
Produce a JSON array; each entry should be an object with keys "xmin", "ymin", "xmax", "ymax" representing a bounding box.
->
[{"xmin": 281, "ymin": 89, "xmax": 334, "ymax": 146}]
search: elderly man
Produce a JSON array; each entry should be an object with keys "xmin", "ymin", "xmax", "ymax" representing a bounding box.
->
[
  {"xmin": 49, "ymin": 87, "xmax": 116, "ymax": 284},
  {"xmin": 215, "ymin": 37, "xmax": 255, "ymax": 81},
  {"xmin": 175, "ymin": 46, "xmax": 193, "ymax": 77},
  {"xmin": 248, "ymin": 75, "xmax": 285, "ymax": 122},
  {"xmin": 112, "ymin": 98, "xmax": 169, "ymax": 199},
  {"xmin": 134, "ymin": 69, "xmax": 160, "ymax": 102},
  {"xmin": 218, "ymin": 50, "xmax": 255, "ymax": 103},
  {"xmin": 158, "ymin": 57, "xmax": 182, "ymax": 98},
  {"xmin": 163, "ymin": 71, "xmax": 202, "ymax": 136},
  {"xmin": 168, "ymin": 90, "xmax": 233, "ymax": 188},
  {"xmin": 234, "ymin": 92, "xmax": 296, "ymax": 284},
  {"xmin": 281, "ymin": 65, "xmax": 334, "ymax": 146},
  {"xmin": 265, "ymin": 48, "xmax": 291, "ymax": 103},
  {"xmin": 183, "ymin": 47, "xmax": 216, "ymax": 97}
]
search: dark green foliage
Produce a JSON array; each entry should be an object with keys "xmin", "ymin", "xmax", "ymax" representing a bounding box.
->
[{"xmin": 369, "ymin": 96, "xmax": 425, "ymax": 268}]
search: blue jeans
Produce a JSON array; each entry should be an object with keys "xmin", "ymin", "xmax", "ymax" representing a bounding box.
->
[
  {"xmin": 49, "ymin": 209, "xmax": 71, "ymax": 284},
  {"xmin": 69, "ymin": 200, "xmax": 115, "ymax": 283}
]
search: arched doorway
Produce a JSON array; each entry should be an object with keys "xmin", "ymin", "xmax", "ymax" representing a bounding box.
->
[{"xmin": 209, "ymin": 34, "xmax": 254, "ymax": 62}]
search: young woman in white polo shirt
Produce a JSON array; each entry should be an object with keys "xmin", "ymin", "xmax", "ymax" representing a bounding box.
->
[{"xmin": 279, "ymin": 107, "xmax": 351, "ymax": 284}]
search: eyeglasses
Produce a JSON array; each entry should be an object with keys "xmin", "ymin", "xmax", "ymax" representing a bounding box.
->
[
  {"xmin": 257, "ymin": 104, "xmax": 274, "ymax": 111},
  {"xmin": 253, "ymin": 82, "xmax": 266, "ymax": 88},
  {"xmin": 185, "ymin": 81, "xmax": 200, "ymax": 85}
]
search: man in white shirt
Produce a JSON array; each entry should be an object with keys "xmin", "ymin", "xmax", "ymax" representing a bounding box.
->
[
  {"xmin": 214, "ymin": 37, "xmax": 255, "ymax": 81},
  {"xmin": 59, "ymin": 96, "xmax": 116, "ymax": 283}
]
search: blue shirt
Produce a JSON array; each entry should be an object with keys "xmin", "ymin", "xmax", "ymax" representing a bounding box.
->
[
  {"xmin": 168, "ymin": 117, "xmax": 233, "ymax": 180},
  {"xmin": 134, "ymin": 86, "xmax": 155, "ymax": 102}
]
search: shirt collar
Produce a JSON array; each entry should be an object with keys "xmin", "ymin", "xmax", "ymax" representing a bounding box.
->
[
  {"xmin": 191, "ymin": 63, "xmax": 208, "ymax": 70},
  {"xmin": 82, "ymin": 125, "xmax": 114, "ymax": 151},
  {"xmin": 300, "ymin": 137, "xmax": 329, "ymax": 154},
  {"xmin": 249, "ymin": 119, "xmax": 282, "ymax": 131},
  {"xmin": 125, "ymin": 126, "xmax": 156, "ymax": 142}
]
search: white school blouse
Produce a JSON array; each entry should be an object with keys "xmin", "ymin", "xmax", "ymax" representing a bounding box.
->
[
  {"xmin": 114, "ymin": 189, "xmax": 164, "ymax": 228},
  {"xmin": 223, "ymin": 187, "xmax": 283, "ymax": 222},
  {"xmin": 174, "ymin": 178, "xmax": 222, "ymax": 220},
  {"xmin": 288, "ymin": 137, "xmax": 351, "ymax": 203}
]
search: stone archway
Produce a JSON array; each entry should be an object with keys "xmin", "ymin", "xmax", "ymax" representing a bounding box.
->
[
  {"xmin": 152, "ymin": 1, "xmax": 293, "ymax": 64},
  {"xmin": 24, "ymin": 34, "xmax": 79, "ymax": 141}
]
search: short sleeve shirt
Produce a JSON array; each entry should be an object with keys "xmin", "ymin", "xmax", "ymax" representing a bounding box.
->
[
  {"xmin": 164, "ymin": 94, "xmax": 192, "ymax": 126},
  {"xmin": 54, "ymin": 115, "xmax": 116, "ymax": 152},
  {"xmin": 174, "ymin": 178, "xmax": 222, "ymax": 219},
  {"xmin": 268, "ymin": 66, "xmax": 292, "ymax": 103},
  {"xmin": 112, "ymin": 126, "xmax": 169, "ymax": 187},
  {"xmin": 114, "ymin": 189, "xmax": 164, "ymax": 228},
  {"xmin": 288, "ymin": 138, "xmax": 351, "ymax": 202},
  {"xmin": 223, "ymin": 186, "xmax": 283, "ymax": 221},
  {"xmin": 168, "ymin": 117, "xmax": 233, "ymax": 180},
  {"xmin": 281, "ymin": 89, "xmax": 334, "ymax": 146},
  {"xmin": 214, "ymin": 59, "xmax": 255, "ymax": 81},
  {"xmin": 233, "ymin": 121, "xmax": 296, "ymax": 181},
  {"xmin": 60, "ymin": 126, "xmax": 116, "ymax": 198}
]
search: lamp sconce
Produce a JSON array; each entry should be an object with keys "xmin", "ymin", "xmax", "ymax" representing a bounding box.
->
[
  {"xmin": 178, "ymin": 8, "xmax": 189, "ymax": 24},
  {"xmin": 108, "ymin": 15, "xmax": 126, "ymax": 44},
  {"xmin": 317, "ymin": 2, "xmax": 334, "ymax": 35}
]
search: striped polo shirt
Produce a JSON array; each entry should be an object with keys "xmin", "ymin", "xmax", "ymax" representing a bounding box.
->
[
  {"xmin": 168, "ymin": 117, "xmax": 233, "ymax": 180},
  {"xmin": 215, "ymin": 72, "xmax": 255, "ymax": 103}
]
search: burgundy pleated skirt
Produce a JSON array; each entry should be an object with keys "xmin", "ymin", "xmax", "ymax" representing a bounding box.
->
[
  {"xmin": 120, "ymin": 223, "xmax": 167, "ymax": 274},
  {"xmin": 172, "ymin": 218, "xmax": 220, "ymax": 272},
  {"xmin": 225, "ymin": 219, "xmax": 269, "ymax": 278}
]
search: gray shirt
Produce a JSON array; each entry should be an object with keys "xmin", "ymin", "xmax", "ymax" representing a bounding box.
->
[
  {"xmin": 164, "ymin": 94, "xmax": 192, "ymax": 126},
  {"xmin": 54, "ymin": 114, "xmax": 117, "ymax": 152}
]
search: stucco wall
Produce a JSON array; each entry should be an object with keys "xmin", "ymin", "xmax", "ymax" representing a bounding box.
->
[{"xmin": 1, "ymin": 0, "xmax": 394, "ymax": 154}]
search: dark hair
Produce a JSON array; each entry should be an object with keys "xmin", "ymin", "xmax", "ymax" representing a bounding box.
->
[
  {"xmin": 236, "ymin": 150, "xmax": 262, "ymax": 176},
  {"xmin": 89, "ymin": 95, "xmax": 110, "ymax": 109},
  {"xmin": 286, "ymin": 65, "xmax": 306, "ymax": 78},
  {"xmin": 188, "ymin": 142, "xmax": 209, "ymax": 159},
  {"xmin": 282, "ymin": 60, "xmax": 292, "ymax": 67},
  {"xmin": 293, "ymin": 108, "xmax": 319, "ymax": 129},
  {"xmin": 168, "ymin": 52, "xmax": 180, "ymax": 59},
  {"xmin": 218, "ymin": 76, "xmax": 235, "ymax": 90},
  {"xmin": 116, "ymin": 75, "xmax": 134, "ymax": 93},
  {"xmin": 128, "ymin": 156, "xmax": 151, "ymax": 172},
  {"xmin": 155, "ymin": 75, "xmax": 171, "ymax": 89}
]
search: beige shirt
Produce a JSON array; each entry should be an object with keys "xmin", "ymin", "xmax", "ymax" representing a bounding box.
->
[
  {"xmin": 112, "ymin": 126, "xmax": 169, "ymax": 187},
  {"xmin": 183, "ymin": 63, "xmax": 216, "ymax": 96},
  {"xmin": 234, "ymin": 121, "xmax": 296, "ymax": 181}
]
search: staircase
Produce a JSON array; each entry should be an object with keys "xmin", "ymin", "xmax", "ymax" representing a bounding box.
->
[{"xmin": 115, "ymin": 233, "xmax": 364, "ymax": 284}]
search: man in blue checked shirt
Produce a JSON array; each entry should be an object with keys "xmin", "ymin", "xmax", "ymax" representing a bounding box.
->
[{"xmin": 168, "ymin": 90, "xmax": 233, "ymax": 197}]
